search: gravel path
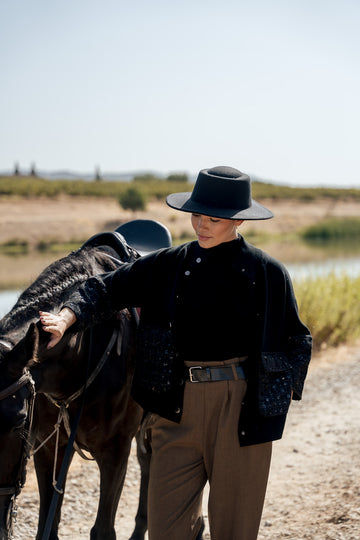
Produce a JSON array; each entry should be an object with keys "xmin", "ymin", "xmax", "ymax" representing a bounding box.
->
[{"xmin": 12, "ymin": 345, "xmax": 360, "ymax": 539}]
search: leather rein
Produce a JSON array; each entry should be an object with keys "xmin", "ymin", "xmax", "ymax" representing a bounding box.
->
[{"xmin": 0, "ymin": 369, "xmax": 35, "ymax": 538}]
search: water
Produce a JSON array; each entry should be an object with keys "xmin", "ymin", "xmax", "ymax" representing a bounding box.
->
[
  {"xmin": 287, "ymin": 256, "xmax": 360, "ymax": 281},
  {"xmin": 1, "ymin": 256, "xmax": 360, "ymax": 318},
  {"xmin": 0, "ymin": 290, "xmax": 21, "ymax": 319}
]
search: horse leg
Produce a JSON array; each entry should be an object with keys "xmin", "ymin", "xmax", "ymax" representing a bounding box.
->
[
  {"xmin": 128, "ymin": 428, "xmax": 151, "ymax": 540},
  {"xmin": 33, "ymin": 442, "xmax": 74, "ymax": 540},
  {"xmin": 90, "ymin": 435, "xmax": 133, "ymax": 540}
]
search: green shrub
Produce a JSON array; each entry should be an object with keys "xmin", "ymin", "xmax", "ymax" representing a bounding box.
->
[{"xmin": 118, "ymin": 187, "xmax": 146, "ymax": 212}]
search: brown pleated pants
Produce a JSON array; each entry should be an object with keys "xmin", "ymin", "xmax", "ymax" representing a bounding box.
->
[{"xmin": 148, "ymin": 359, "xmax": 272, "ymax": 540}]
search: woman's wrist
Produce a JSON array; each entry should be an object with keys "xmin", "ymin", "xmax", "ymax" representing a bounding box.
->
[{"xmin": 59, "ymin": 307, "xmax": 77, "ymax": 330}]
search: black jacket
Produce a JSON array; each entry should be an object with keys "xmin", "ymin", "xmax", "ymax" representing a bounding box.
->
[{"xmin": 66, "ymin": 237, "xmax": 312, "ymax": 447}]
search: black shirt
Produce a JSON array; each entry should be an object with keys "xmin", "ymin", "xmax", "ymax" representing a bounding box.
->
[{"xmin": 173, "ymin": 237, "xmax": 258, "ymax": 362}]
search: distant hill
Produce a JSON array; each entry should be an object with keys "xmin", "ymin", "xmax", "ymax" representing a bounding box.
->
[{"xmin": 0, "ymin": 168, "xmax": 172, "ymax": 182}]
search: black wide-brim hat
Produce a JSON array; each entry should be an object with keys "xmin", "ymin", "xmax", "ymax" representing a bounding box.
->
[{"xmin": 166, "ymin": 166, "xmax": 273, "ymax": 220}]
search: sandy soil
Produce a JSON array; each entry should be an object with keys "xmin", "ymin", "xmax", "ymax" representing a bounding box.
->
[{"xmin": 10, "ymin": 344, "xmax": 360, "ymax": 540}]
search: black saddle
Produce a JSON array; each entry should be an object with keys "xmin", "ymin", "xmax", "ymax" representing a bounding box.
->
[
  {"xmin": 81, "ymin": 231, "xmax": 135, "ymax": 262},
  {"xmin": 81, "ymin": 219, "xmax": 172, "ymax": 262},
  {"xmin": 116, "ymin": 219, "xmax": 172, "ymax": 256}
]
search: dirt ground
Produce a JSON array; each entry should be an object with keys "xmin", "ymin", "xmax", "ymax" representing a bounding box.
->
[{"xmin": 11, "ymin": 344, "xmax": 360, "ymax": 539}]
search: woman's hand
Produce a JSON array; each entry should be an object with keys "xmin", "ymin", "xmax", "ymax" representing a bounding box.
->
[{"xmin": 39, "ymin": 308, "xmax": 77, "ymax": 349}]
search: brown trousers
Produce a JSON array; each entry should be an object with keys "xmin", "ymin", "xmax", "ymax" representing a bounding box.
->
[{"xmin": 148, "ymin": 359, "xmax": 272, "ymax": 540}]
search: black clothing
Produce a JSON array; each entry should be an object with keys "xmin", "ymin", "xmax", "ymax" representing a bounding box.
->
[
  {"xmin": 65, "ymin": 236, "xmax": 312, "ymax": 446},
  {"xmin": 173, "ymin": 240, "xmax": 259, "ymax": 361}
]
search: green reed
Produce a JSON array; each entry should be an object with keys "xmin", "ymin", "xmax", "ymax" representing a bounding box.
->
[
  {"xmin": 301, "ymin": 217, "xmax": 360, "ymax": 241},
  {"xmin": 295, "ymin": 273, "xmax": 360, "ymax": 350}
]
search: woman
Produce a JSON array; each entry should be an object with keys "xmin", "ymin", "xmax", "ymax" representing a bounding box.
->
[{"xmin": 40, "ymin": 166, "xmax": 312, "ymax": 540}]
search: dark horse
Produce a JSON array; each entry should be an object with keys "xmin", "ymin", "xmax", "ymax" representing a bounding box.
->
[{"xmin": 0, "ymin": 235, "xmax": 149, "ymax": 540}]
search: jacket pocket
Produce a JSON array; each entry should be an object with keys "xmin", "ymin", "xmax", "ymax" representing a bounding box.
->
[
  {"xmin": 258, "ymin": 352, "xmax": 292, "ymax": 417},
  {"xmin": 135, "ymin": 324, "xmax": 179, "ymax": 395}
]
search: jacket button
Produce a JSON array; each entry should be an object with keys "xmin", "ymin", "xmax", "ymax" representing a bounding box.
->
[{"xmin": 175, "ymin": 407, "xmax": 181, "ymax": 414}]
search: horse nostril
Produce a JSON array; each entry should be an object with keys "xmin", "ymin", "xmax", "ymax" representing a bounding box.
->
[
  {"xmin": 12, "ymin": 425, "xmax": 25, "ymax": 433},
  {"xmin": 8, "ymin": 414, "xmax": 27, "ymax": 432}
]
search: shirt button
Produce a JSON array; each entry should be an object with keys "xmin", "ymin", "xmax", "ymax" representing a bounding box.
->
[
  {"xmin": 196, "ymin": 257, "xmax": 201, "ymax": 263},
  {"xmin": 185, "ymin": 270, "xmax": 190, "ymax": 276}
]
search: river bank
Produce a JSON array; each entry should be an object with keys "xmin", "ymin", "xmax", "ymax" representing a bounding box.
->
[
  {"xmin": 2, "ymin": 195, "xmax": 360, "ymax": 246},
  {"xmin": 2, "ymin": 195, "xmax": 360, "ymax": 288}
]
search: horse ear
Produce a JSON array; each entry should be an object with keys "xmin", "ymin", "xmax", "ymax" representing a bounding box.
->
[
  {"xmin": 25, "ymin": 323, "xmax": 40, "ymax": 364},
  {"xmin": 8, "ymin": 323, "xmax": 40, "ymax": 376}
]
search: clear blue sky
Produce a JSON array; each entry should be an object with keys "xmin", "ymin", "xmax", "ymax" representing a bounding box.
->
[{"xmin": 1, "ymin": 0, "xmax": 359, "ymax": 186}]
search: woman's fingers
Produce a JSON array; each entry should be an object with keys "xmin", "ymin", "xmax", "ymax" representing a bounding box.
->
[
  {"xmin": 39, "ymin": 311, "xmax": 58, "ymax": 325},
  {"xmin": 39, "ymin": 308, "xmax": 76, "ymax": 349},
  {"xmin": 39, "ymin": 311, "xmax": 65, "ymax": 349}
]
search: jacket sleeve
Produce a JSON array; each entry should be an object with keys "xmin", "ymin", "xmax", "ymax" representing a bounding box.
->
[
  {"xmin": 283, "ymin": 269, "xmax": 312, "ymax": 400},
  {"xmin": 63, "ymin": 253, "xmax": 156, "ymax": 327}
]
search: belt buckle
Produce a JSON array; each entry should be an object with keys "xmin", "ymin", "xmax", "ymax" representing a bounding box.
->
[{"xmin": 189, "ymin": 366, "xmax": 203, "ymax": 382}]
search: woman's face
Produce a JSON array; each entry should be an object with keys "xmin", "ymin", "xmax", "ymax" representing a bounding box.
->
[{"xmin": 191, "ymin": 213, "xmax": 244, "ymax": 249}]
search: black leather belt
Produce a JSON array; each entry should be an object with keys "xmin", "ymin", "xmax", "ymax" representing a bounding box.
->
[{"xmin": 188, "ymin": 365, "xmax": 246, "ymax": 383}]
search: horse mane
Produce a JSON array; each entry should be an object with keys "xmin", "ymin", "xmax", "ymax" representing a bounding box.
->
[{"xmin": 0, "ymin": 246, "xmax": 120, "ymax": 333}]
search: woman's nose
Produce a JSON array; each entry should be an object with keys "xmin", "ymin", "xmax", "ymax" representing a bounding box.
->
[{"xmin": 197, "ymin": 216, "xmax": 207, "ymax": 231}]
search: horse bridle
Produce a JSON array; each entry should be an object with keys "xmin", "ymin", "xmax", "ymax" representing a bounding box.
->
[{"xmin": 0, "ymin": 369, "xmax": 35, "ymax": 538}]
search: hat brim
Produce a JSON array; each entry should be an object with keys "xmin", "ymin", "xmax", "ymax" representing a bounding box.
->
[{"xmin": 166, "ymin": 192, "xmax": 273, "ymax": 220}]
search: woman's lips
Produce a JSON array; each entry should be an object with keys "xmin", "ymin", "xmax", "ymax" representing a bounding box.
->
[{"xmin": 198, "ymin": 235, "xmax": 210, "ymax": 242}]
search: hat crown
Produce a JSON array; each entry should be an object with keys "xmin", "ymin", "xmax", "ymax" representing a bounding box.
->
[
  {"xmin": 191, "ymin": 166, "xmax": 251, "ymax": 213},
  {"xmin": 165, "ymin": 165, "xmax": 273, "ymax": 220},
  {"xmin": 207, "ymin": 166, "xmax": 243, "ymax": 179}
]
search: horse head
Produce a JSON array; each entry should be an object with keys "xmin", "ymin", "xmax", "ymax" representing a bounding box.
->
[{"xmin": 0, "ymin": 327, "xmax": 38, "ymax": 540}]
